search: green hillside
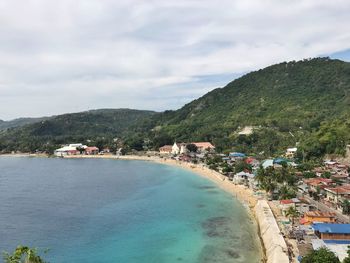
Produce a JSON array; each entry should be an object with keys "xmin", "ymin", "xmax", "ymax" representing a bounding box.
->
[
  {"xmin": 0, "ymin": 109, "xmax": 156, "ymax": 153},
  {"xmin": 1, "ymin": 58, "xmax": 350, "ymax": 159},
  {"xmin": 145, "ymin": 58, "xmax": 350, "ymax": 156},
  {"xmin": 0, "ymin": 117, "xmax": 49, "ymax": 130}
]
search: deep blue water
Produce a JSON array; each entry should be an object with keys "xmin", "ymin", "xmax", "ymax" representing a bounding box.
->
[{"xmin": 0, "ymin": 157, "xmax": 261, "ymax": 263}]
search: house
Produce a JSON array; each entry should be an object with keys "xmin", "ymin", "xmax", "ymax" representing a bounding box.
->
[
  {"xmin": 279, "ymin": 198, "xmax": 301, "ymax": 215},
  {"xmin": 233, "ymin": 171, "xmax": 255, "ymax": 185},
  {"xmin": 54, "ymin": 146, "xmax": 79, "ymax": 156},
  {"xmin": 262, "ymin": 159, "xmax": 274, "ymax": 169},
  {"xmin": 85, "ymin": 146, "xmax": 99, "ymax": 155},
  {"xmin": 313, "ymin": 223, "xmax": 350, "ymax": 241},
  {"xmin": 245, "ymin": 157, "xmax": 260, "ymax": 167},
  {"xmin": 331, "ymin": 173, "xmax": 349, "ymax": 181},
  {"xmin": 300, "ymin": 211, "xmax": 337, "ymax": 225},
  {"xmin": 171, "ymin": 141, "xmax": 215, "ymax": 155},
  {"xmin": 229, "ymin": 152, "xmax": 246, "ymax": 158},
  {"xmin": 171, "ymin": 142, "xmax": 187, "ymax": 155},
  {"xmin": 324, "ymin": 185, "xmax": 350, "ymax": 206},
  {"xmin": 286, "ymin": 147, "xmax": 297, "ymax": 158},
  {"xmin": 191, "ymin": 142, "xmax": 215, "ymax": 153},
  {"xmin": 159, "ymin": 145, "xmax": 173, "ymax": 154},
  {"xmin": 324, "ymin": 160, "xmax": 338, "ymax": 169},
  {"xmin": 304, "ymin": 178, "xmax": 334, "ymax": 193},
  {"xmin": 229, "ymin": 152, "xmax": 246, "ymax": 162}
]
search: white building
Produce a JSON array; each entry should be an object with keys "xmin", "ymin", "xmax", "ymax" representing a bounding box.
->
[
  {"xmin": 171, "ymin": 142, "xmax": 187, "ymax": 155},
  {"xmin": 54, "ymin": 143, "xmax": 87, "ymax": 157},
  {"xmin": 286, "ymin": 147, "xmax": 297, "ymax": 158}
]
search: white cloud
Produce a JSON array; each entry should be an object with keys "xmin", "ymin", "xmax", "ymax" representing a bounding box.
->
[{"xmin": 0, "ymin": 0, "xmax": 349, "ymax": 119}]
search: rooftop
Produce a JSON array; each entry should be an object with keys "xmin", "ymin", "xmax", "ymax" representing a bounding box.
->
[
  {"xmin": 305, "ymin": 211, "xmax": 336, "ymax": 218},
  {"xmin": 312, "ymin": 223, "xmax": 350, "ymax": 234}
]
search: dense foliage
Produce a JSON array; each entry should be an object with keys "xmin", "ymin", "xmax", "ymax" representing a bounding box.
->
[
  {"xmin": 0, "ymin": 109, "xmax": 155, "ymax": 153},
  {"xmin": 0, "ymin": 117, "xmax": 49, "ymax": 131},
  {"xmin": 3, "ymin": 246, "xmax": 47, "ymax": 263}
]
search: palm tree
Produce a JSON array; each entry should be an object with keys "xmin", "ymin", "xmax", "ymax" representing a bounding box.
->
[{"xmin": 285, "ymin": 206, "xmax": 300, "ymax": 226}]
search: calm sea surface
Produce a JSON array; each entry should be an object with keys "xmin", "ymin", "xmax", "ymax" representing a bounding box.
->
[{"xmin": 0, "ymin": 157, "xmax": 262, "ymax": 263}]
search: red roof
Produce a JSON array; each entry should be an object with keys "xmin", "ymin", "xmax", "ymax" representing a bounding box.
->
[
  {"xmin": 85, "ymin": 146, "xmax": 99, "ymax": 151},
  {"xmin": 159, "ymin": 145, "xmax": 172, "ymax": 151},
  {"xmin": 245, "ymin": 157, "xmax": 256, "ymax": 164},
  {"xmin": 191, "ymin": 142, "xmax": 215, "ymax": 149}
]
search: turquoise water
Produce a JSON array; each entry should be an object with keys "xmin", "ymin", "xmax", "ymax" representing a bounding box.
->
[{"xmin": 0, "ymin": 157, "xmax": 262, "ymax": 263}]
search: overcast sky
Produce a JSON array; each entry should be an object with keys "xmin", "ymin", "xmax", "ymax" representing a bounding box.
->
[{"xmin": 1, "ymin": 0, "xmax": 350, "ymax": 120}]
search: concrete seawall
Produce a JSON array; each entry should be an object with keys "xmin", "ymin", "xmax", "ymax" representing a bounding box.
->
[{"xmin": 255, "ymin": 200, "xmax": 289, "ymax": 263}]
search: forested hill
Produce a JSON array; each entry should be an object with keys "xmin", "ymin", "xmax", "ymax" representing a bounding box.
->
[
  {"xmin": 0, "ymin": 109, "xmax": 156, "ymax": 152},
  {"xmin": 1, "ymin": 58, "xmax": 350, "ymax": 158},
  {"xmin": 145, "ymin": 58, "xmax": 350, "ymax": 157},
  {"xmin": 0, "ymin": 117, "xmax": 49, "ymax": 130},
  {"xmin": 154, "ymin": 58, "xmax": 350, "ymax": 137}
]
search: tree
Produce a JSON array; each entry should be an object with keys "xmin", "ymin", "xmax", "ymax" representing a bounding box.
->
[
  {"xmin": 301, "ymin": 247, "xmax": 340, "ymax": 263},
  {"xmin": 234, "ymin": 160, "xmax": 252, "ymax": 174},
  {"xmin": 342, "ymin": 246, "xmax": 350, "ymax": 263},
  {"xmin": 3, "ymin": 246, "xmax": 47, "ymax": 263},
  {"xmin": 285, "ymin": 206, "xmax": 300, "ymax": 226},
  {"xmin": 279, "ymin": 185, "xmax": 297, "ymax": 200},
  {"xmin": 186, "ymin": 144, "xmax": 198, "ymax": 153},
  {"xmin": 342, "ymin": 200, "xmax": 350, "ymax": 215}
]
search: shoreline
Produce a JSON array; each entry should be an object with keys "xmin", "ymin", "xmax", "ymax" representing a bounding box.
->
[{"xmin": 1, "ymin": 153, "xmax": 291, "ymax": 262}]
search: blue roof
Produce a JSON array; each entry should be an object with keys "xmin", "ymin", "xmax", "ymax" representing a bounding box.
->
[
  {"xmin": 229, "ymin": 152, "xmax": 246, "ymax": 157},
  {"xmin": 273, "ymin": 158, "xmax": 289, "ymax": 164},
  {"xmin": 324, "ymin": 240, "xmax": 350, "ymax": 244},
  {"xmin": 312, "ymin": 223, "xmax": 350, "ymax": 234}
]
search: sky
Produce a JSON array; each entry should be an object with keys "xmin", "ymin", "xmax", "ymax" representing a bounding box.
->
[{"xmin": 1, "ymin": 0, "xmax": 350, "ymax": 120}]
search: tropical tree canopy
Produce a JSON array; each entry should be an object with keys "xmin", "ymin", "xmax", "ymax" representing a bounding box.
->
[
  {"xmin": 301, "ymin": 247, "xmax": 340, "ymax": 263},
  {"xmin": 3, "ymin": 246, "xmax": 47, "ymax": 263}
]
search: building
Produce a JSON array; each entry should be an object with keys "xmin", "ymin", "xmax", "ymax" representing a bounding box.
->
[
  {"xmin": 191, "ymin": 142, "xmax": 215, "ymax": 153},
  {"xmin": 171, "ymin": 141, "xmax": 215, "ymax": 155},
  {"xmin": 300, "ymin": 211, "xmax": 337, "ymax": 225},
  {"xmin": 313, "ymin": 223, "xmax": 350, "ymax": 241},
  {"xmin": 159, "ymin": 145, "xmax": 173, "ymax": 154},
  {"xmin": 286, "ymin": 147, "xmax": 297, "ymax": 158},
  {"xmin": 304, "ymin": 178, "xmax": 334, "ymax": 193},
  {"xmin": 232, "ymin": 171, "xmax": 255, "ymax": 185},
  {"xmin": 324, "ymin": 185, "xmax": 350, "ymax": 207},
  {"xmin": 279, "ymin": 198, "xmax": 301, "ymax": 215},
  {"xmin": 171, "ymin": 142, "xmax": 187, "ymax": 155},
  {"xmin": 85, "ymin": 146, "xmax": 99, "ymax": 155},
  {"xmin": 54, "ymin": 143, "xmax": 87, "ymax": 156}
]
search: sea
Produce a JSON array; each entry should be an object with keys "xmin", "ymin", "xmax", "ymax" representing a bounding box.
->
[{"xmin": 0, "ymin": 157, "xmax": 262, "ymax": 263}]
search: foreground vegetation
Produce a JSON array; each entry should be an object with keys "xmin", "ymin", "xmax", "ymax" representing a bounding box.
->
[{"xmin": 3, "ymin": 246, "xmax": 47, "ymax": 263}]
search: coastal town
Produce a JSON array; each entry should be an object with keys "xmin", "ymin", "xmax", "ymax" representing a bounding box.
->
[{"xmin": 49, "ymin": 140, "xmax": 350, "ymax": 263}]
